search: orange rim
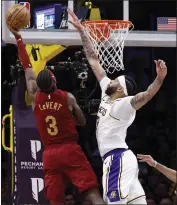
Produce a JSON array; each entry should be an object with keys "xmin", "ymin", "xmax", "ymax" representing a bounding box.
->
[
  {"xmin": 82, "ymin": 20, "xmax": 133, "ymax": 41},
  {"xmin": 82, "ymin": 20, "xmax": 133, "ymax": 29}
]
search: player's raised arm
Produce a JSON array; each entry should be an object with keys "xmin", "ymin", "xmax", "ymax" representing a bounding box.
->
[
  {"xmin": 130, "ymin": 59, "xmax": 167, "ymax": 110},
  {"xmin": 8, "ymin": 26, "xmax": 37, "ymax": 101},
  {"xmin": 137, "ymin": 154, "xmax": 176, "ymax": 183},
  {"xmin": 67, "ymin": 93, "xmax": 86, "ymax": 126},
  {"xmin": 67, "ymin": 8, "xmax": 106, "ymax": 82}
]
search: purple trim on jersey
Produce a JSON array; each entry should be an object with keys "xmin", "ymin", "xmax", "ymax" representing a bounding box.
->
[
  {"xmin": 103, "ymin": 148, "xmax": 127, "ymax": 160},
  {"xmin": 103, "ymin": 148, "xmax": 127, "ymax": 202}
]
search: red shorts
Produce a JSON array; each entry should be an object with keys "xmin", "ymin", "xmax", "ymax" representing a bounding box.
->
[{"xmin": 43, "ymin": 142, "xmax": 98, "ymax": 204}]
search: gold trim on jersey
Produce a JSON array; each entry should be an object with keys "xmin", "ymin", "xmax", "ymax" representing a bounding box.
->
[
  {"xmin": 103, "ymin": 155, "xmax": 113, "ymax": 197},
  {"xmin": 101, "ymin": 95, "xmax": 107, "ymax": 101},
  {"xmin": 109, "ymin": 103, "xmax": 120, "ymax": 120},
  {"xmin": 109, "ymin": 113, "xmax": 120, "ymax": 121},
  {"xmin": 127, "ymin": 195, "xmax": 146, "ymax": 204},
  {"xmin": 101, "ymin": 95, "xmax": 116, "ymax": 104},
  {"xmin": 119, "ymin": 153, "xmax": 129, "ymax": 199}
]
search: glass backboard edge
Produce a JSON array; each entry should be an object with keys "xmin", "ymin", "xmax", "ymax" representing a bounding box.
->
[{"xmin": 2, "ymin": 1, "xmax": 176, "ymax": 47}]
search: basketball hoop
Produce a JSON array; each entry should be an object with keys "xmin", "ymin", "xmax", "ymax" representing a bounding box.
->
[{"xmin": 82, "ymin": 20, "xmax": 134, "ymax": 74}]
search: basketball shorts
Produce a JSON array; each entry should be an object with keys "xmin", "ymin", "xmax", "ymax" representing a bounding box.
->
[
  {"xmin": 43, "ymin": 142, "xmax": 98, "ymax": 204},
  {"xmin": 102, "ymin": 149, "xmax": 147, "ymax": 204}
]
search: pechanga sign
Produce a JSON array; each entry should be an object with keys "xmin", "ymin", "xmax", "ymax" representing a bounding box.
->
[{"xmin": 21, "ymin": 140, "xmax": 43, "ymax": 170}]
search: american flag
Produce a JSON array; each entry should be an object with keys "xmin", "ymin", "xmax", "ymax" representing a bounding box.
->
[{"xmin": 157, "ymin": 17, "xmax": 176, "ymax": 31}]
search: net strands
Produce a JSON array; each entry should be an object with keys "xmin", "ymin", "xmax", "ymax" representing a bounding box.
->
[{"xmin": 82, "ymin": 21, "xmax": 133, "ymax": 74}]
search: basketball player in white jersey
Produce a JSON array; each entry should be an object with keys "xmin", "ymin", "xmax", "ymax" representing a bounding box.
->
[{"xmin": 68, "ymin": 9, "xmax": 167, "ymax": 204}]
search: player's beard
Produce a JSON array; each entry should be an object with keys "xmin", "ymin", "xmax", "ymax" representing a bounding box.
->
[{"xmin": 105, "ymin": 85, "xmax": 117, "ymax": 96}]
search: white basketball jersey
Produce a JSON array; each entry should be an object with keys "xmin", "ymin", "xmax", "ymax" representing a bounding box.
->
[{"xmin": 96, "ymin": 77, "xmax": 136, "ymax": 157}]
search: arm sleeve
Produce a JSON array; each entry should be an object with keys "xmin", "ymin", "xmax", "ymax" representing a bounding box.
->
[
  {"xmin": 99, "ymin": 76, "xmax": 111, "ymax": 98},
  {"xmin": 15, "ymin": 35, "xmax": 32, "ymax": 70},
  {"xmin": 110, "ymin": 96, "xmax": 136, "ymax": 120}
]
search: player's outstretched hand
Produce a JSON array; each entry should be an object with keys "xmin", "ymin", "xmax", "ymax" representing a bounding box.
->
[
  {"xmin": 154, "ymin": 59, "xmax": 167, "ymax": 81},
  {"xmin": 137, "ymin": 154, "xmax": 156, "ymax": 167},
  {"xmin": 7, "ymin": 25, "xmax": 21, "ymax": 38},
  {"xmin": 67, "ymin": 8, "xmax": 83, "ymax": 31}
]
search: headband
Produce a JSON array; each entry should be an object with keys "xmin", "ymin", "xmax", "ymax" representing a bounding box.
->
[
  {"xmin": 47, "ymin": 69, "xmax": 56, "ymax": 89},
  {"xmin": 117, "ymin": 75, "xmax": 128, "ymax": 96}
]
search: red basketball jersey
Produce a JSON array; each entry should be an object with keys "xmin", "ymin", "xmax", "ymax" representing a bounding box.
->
[{"xmin": 33, "ymin": 89, "xmax": 78, "ymax": 147}]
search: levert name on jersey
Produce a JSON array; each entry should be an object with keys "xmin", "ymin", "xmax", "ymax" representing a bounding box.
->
[{"xmin": 38, "ymin": 101, "xmax": 63, "ymax": 111}]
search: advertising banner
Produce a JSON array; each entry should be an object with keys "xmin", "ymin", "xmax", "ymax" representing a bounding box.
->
[{"xmin": 13, "ymin": 108, "xmax": 48, "ymax": 205}]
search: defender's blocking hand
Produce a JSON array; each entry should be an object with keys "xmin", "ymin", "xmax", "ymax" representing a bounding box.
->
[
  {"xmin": 67, "ymin": 8, "xmax": 83, "ymax": 31},
  {"xmin": 154, "ymin": 59, "xmax": 167, "ymax": 81}
]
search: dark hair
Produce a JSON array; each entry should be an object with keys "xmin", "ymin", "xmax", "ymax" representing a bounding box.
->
[
  {"xmin": 36, "ymin": 69, "xmax": 56, "ymax": 93},
  {"xmin": 125, "ymin": 75, "xmax": 137, "ymax": 95}
]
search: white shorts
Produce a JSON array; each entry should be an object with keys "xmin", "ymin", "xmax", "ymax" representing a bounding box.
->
[{"xmin": 102, "ymin": 149, "xmax": 146, "ymax": 204}]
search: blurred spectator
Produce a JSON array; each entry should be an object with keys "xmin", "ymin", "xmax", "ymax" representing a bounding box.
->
[
  {"xmin": 65, "ymin": 194, "xmax": 76, "ymax": 204},
  {"xmin": 154, "ymin": 182, "xmax": 169, "ymax": 202},
  {"xmin": 147, "ymin": 198, "xmax": 156, "ymax": 205},
  {"xmin": 1, "ymin": 181, "xmax": 8, "ymax": 205},
  {"xmin": 160, "ymin": 197, "xmax": 173, "ymax": 205},
  {"xmin": 173, "ymin": 195, "xmax": 177, "ymax": 205}
]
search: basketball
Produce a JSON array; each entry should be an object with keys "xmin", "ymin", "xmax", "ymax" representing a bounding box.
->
[{"xmin": 6, "ymin": 4, "xmax": 30, "ymax": 30}]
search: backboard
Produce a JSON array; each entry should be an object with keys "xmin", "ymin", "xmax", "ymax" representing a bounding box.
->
[{"xmin": 2, "ymin": 0, "xmax": 176, "ymax": 47}]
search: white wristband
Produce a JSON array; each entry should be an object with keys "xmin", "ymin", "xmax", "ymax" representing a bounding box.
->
[{"xmin": 153, "ymin": 160, "xmax": 157, "ymax": 167}]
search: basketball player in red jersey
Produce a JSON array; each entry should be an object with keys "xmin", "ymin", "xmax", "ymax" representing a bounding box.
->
[{"xmin": 8, "ymin": 26, "xmax": 105, "ymax": 205}]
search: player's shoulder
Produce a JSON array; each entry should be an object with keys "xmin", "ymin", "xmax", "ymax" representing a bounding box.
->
[
  {"xmin": 67, "ymin": 92, "xmax": 77, "ymax": 106},
  {"xmin": 67, "ymin": 92, "xmax": 75, "ymax": 100},
  {"xmin": 54, "ymin": 89, "xmax": 67, "ymax": 97},
  {"xmin": 113, "ymin": 96, "xmax": 135, "ymax": 107},
  {"xmin": 34, "ymin": 90, "xmax": 43, "ymax": 101},
  {"xmin": 114, "ymin": 96, "xmax": 134, "ymax": 103},
  {"xmin": 110, "ymin": 96, "xmax": 136, "ymax": 119}
]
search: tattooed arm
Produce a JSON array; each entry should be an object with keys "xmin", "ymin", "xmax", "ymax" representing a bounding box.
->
[
  {"xmin": 131, "ymin": 76, "xmax": 163, "ymax": 110},
  {"xmin": 131, "ymin": 59, "xmax": 167, "ymax": 110},
  {"xmin": 67, "ymin": 9, "xmax": 106, "ymax": 82},
  {"xmin": 79, "ymin": 27, "xmax": 107, "ymax": 81}
]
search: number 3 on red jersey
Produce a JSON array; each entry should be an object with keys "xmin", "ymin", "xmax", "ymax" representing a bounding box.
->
[{"xmin": 45, "ymin": 116, "xmax": 58, "ymax": 136}]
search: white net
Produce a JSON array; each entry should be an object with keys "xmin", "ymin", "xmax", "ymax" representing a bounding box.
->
[{"xmin": 82, "ymin": 21, "xmax": 134, "ymax": 74}]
